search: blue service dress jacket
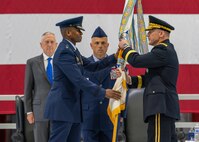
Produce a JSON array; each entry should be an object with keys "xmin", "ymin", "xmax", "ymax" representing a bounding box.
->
[
  {"xmin": 82, "ymin": 55, "xmax": 115, "ymax": 131},
  {"xmin": 122, "ymin": 39, "xmax": 180, "ymax": 122},
  {"xmin": 44, "ymin": 39, "xmax": 117, "ymax": 123}
]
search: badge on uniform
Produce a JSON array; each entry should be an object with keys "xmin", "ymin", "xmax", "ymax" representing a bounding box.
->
[
  {"xmin": 110, "ymin": 67, "xmax": 117, "ymax": 80},
  {"xmin": 76, "ymin": 56, "xmax": 83, "ymax": 65}
]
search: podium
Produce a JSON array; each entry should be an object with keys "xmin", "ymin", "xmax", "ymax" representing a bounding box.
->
[
  {"xmin": 125, "ymin": 89, "xmax": 148, "ymax": 142},
  {"xmin": 12, "ymin": 96, "xmax": 34, "ymax": 142}
]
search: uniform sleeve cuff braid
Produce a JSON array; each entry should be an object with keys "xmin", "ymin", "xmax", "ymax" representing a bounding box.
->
[
  {"xmin": 122, "ymin": 48, "xmax": 137, "ymax": 61},
  {"xmin": 122, "ymin": 47, "xmax": 132, "ymax": 59}
]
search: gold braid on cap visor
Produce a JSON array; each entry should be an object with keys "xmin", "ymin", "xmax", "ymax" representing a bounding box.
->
[{"xmin": 146, "ymin": 23, "xmax": 172, "ymax": 32}]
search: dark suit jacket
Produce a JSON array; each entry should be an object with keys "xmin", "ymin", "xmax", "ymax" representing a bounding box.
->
[
  {"xmin": 122, "ymin": 39, "xmax": 180, "ymax": 122},
  {"xmin": 44, "ymin": 39, "xmax": 117, "ymax": 122},
  {"xmin": 24, "ymin": 54, "xmax": 51, "ymax": 121},
  {"xmin": 82, "ymin": 55, "xmax": 115, "ymax": 131}
]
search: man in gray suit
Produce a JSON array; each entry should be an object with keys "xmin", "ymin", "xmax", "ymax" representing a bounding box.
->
[{"xmin": 24, "ymin": 32, "xmax": 58, "ymax": 142}]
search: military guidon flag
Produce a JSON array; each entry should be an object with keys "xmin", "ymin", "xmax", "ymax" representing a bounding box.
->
[{"xmin": 107, "ymin": 0, "xmax": 148, "ymax": 141}]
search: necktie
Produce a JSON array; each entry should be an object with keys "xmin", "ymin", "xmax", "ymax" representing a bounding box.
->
[{"xmin": 46, "ymin": 57, "xmax": 53, "ymax": 85}]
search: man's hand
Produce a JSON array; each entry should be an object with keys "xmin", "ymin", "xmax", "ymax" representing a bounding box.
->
[
  {"xmin": 126, "ymin": 73, "xmax": 132, "ymax": 85},
  {"xmin": 115, "ymin": 68, "xmax": 122, "ymax": 78},
  {"xmin": 27, "ymin": 113, "xmax": 35, "ymax": 124},
  {"xmin": 105, "ymin": 89, "xmax": 121, "ymax": 100},
  {"xmin": 118, "ymin": 39, "xmax": 130, "ymax": 50},
  {"xmin": 114, "ymin": 68, "xmax": 132, "ymax": 84}
]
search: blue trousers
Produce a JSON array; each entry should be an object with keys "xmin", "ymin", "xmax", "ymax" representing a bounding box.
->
[
  {"xmin": 48, "ymin": 121, "xmax": 81, "ymax": 142},
  {"xmin": 82, "ymin": 129, "xmax": 112, "ymax": 142}
]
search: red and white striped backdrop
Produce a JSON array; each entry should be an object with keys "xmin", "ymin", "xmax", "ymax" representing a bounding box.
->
[{"xmin": 0, "ymin": 0, "xmax": 199, "ymax": 117}]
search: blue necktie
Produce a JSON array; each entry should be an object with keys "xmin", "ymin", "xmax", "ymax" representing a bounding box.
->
[{"xmin": 46, "ymin": 57, "xmax": 53, "ymax": 85}]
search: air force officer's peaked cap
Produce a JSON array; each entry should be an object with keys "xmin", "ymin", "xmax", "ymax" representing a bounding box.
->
[
  {"xmin": 91, "ymin": 26, "xmax": 107, "ymax": 38},
  {"xmin": 145, "ymin": 15, "xmax": 174, "ymax": 33},
  {"xmin": 56, "ymin": 16, "xmax": 85, "ymax": 31}
]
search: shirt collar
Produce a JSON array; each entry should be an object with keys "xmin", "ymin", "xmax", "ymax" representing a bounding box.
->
[
  {"xmin": 43, "ymin": 53, "xmax": 54, "ymax": 60},
  {"xmin": 65, "ymin": 39, "xmax": 77, "ymax": 50},
  {"xmin": 92, "ymin": 54, "xmax": 107, "ymax": 62}
]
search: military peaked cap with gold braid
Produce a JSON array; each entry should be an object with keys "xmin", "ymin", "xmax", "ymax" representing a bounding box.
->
[{"xmin": 145, "ymin": 15, "xmax": 174, "ymax": 33}]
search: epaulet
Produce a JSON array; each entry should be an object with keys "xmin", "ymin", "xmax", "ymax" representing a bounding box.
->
[
  {"xmin": 159, "ymin": 43, "xmax": 168, "ymax": 47},
  {"xmin": 65, "ymin": 43, "xmax": 70, "ymax": 49}
]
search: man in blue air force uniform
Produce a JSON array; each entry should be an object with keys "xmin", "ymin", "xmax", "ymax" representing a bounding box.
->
[
  {"xmin": 119, "ymin": 15, "xmax": 180, "ymax": 142},
  {"xmin": 44, "ymin": 16, "xmax": 121, "ymax": 142},
  {"xmin": 82, "ymin": 27, "xmax": 117, "ymax": 142}
]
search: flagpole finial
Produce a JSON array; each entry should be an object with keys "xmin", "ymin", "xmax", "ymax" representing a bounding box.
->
[
  {"xmin": 119, "ymin": 30, "xmax": 131, "ymax": 48},
  {"xmin": 119, "ymin": 30, "xmax": 129, "ymax": 40}
]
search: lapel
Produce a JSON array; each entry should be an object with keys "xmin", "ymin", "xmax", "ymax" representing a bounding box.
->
[
  {"xmin": 63, "ymin": 39, "xmax": 83, "ymax": 65},
  {"xmin": 37, "ymin": 54, "xmax": 50, "ymax": 83},
  {"xmin": 88, "ymin": 55, "xmax": 111, "ymax": 84},
  {"xmin": 88, "ymin": 55, "xmax": 95, "ymax": 62}
]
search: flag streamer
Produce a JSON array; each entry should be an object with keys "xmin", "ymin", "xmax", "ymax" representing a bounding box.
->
[{"xmin": 137, "ymin": 0, "xmax": 148, "ymax": 54}]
